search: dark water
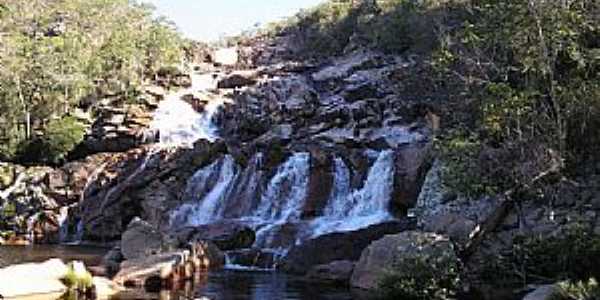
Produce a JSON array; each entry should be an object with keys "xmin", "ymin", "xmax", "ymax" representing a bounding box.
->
[
  {"xmin": 115, "ymin": 269, "xmax": 359, "ymax": 300},
  {"xmin": 0, "ymin": 246, "xmax": 357, "ymax": 300},
  {"xmin": 196, "ymin": 270, "xmax": 356, "ymax": 300},
  {"xmin": 0, "ymin": 245, "xmax": 108, "ymax": 268}
]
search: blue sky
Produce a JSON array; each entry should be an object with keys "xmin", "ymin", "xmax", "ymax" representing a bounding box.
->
[{"xmin": 144, "ymin": 0, "xmax": 325, "ymax": 41}]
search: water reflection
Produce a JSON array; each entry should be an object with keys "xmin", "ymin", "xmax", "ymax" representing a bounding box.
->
[{"xmin": 114, "ymin": 270, "xmax": 355, "ymax": 300}]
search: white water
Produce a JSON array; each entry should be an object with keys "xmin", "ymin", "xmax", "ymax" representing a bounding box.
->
[
  {"xmin": 171, "ymin": 155, "xmax": 239, "ymax": 226},
  {"xmin": 150, "ymin": 72, "xmax": 227, "ymax": 147},
  {"xmin": 170, "ymin": 150, "xmax": 396, "ymax": 255},
  {"xmin": 310, "ymin": 150, "xmax": 396, "ymax": 237},
  {"xmin": 251, "ymin": 153, "xmax": 310, "ymax": 249}
]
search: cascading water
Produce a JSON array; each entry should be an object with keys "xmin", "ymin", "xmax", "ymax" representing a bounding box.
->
[
  {"xmin": 171, "ymin": 155, "xmax": 239, "ymax": 226},
  {"xmin": 150, "ymin": 72, "xmax": 228, "ymax": 147},
  {"xmin": 251, "ymin": 153, "xmax": 310, "ymax": 250},
  {"xmin": 169, "ymin": 149, "xmax": 398, "ymax": 270},
  {"xmin": 310, "ymin": 150, "xmax": 395, "ymax": 237}
]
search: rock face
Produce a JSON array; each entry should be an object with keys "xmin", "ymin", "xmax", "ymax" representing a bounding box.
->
[
  {"xmin": 282, "ymin": 220, "xmax": 414, "ymax": 275},
  {"xmin": 121, "ymin": 218, "xmax": 162, "ymax": 260},
  {"xmin": 350, "ymin": 231, "xmax": 457, "ymax": 290}
]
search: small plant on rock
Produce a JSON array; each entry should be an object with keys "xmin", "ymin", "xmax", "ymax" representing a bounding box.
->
[{"xmin": 377, "ymin": 250, "xmax": 461, "ymax": 300}]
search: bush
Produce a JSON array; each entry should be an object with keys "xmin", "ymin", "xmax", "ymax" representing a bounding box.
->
[
  {"xmin": 513, "ymin": 226, "xmax": 600, "ymax": 283},
  {"xmin": 61, "ymin": 262, "xmax": 93, "ymax": 291},
  {"xmin": 17, "ymin": 116, "xmax": 86, "ymax": 165},
  {"xmin": 378, "ymin": 251, "xmax": 460, "ymax": 300},
  {"xmin": 555, "ymin": 278, "xmax": 600, "ymax": 300}
]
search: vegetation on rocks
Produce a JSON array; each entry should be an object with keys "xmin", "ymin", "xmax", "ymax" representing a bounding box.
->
[
  {"xmin": 378, "ymin": 252, "xmax": 460, "ymax": 300},
  {"xmin": 0, "ymin": 0, "xmax": 184, "ymax": 163}
]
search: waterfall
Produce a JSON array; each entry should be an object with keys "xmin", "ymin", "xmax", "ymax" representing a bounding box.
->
[
  {"xmin": 169, "ymin": 150, "xmax": 398, "ymax": 269},
  {"xmin": 57, "ymin": 206, "xmax": 70, "ymax": 242},
  {"xmin": 254, "ymin": 153, "xmax": 310, "ymax": 222},
  {"xmin": 251, "ymin": 153, "xmax": 310, "ymax": 249},
  {"xmin": 150, "ymin": 72, "xmax": 228, "ymax": 147},
  {"xmin": 310, "ymin": 150, "xmax": 396, "ymax": 237},
  {"xmin": 170, "ymin": 155, "xmax": 239, "ymax": 227}
]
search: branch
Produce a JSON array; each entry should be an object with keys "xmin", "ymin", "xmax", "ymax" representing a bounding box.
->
[{"xmin": 461, "ymin": 157, "xmax": 562, "ymax": 259}]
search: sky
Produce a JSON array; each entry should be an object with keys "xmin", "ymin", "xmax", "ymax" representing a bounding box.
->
[{"xmin": 144, "ymin": 0, "xmax": 325, "ymax": 41}]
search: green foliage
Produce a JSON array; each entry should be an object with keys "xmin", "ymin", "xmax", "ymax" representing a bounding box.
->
[
  {"xmin": 378, "ymin": 251, "xmax": 460, "ymax": 300},
  {"xmin": 555, "ymin": 278, "xmax": 600, "ymax": 300},
  {"xmin": 18, "ymin": 116, "xmax": 85, "ymax": 165},
  {"xmin": 513, "ymin": 226, "xmax": 600, "ymax": 283},
  {"xmin": 436, "ymin": 0, "xmax": 600, "ymax": 194},
  {"xmin": 61, "ymin": 263, "xmax": 93, "ymax": 290},
  {"xmin": 0, "ymin": 0, "xmax": 183, "ymax": 163},
  {"xmin": 481, "ymin": 226, "xmax": 600, "ymax": 288}
]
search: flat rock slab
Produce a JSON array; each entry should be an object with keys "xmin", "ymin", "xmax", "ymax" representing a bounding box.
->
[
  {"xmin": 113, "ymin": 252, "xmax": 186, "ymax": 287},
  {"xmin": 0, "ymin": 259, "xmax": 68, "ymax": 298}
]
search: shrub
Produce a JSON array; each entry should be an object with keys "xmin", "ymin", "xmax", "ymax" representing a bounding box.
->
[
  {"xmin": 554, "ymin": 278, "xmax": 600, "ymax": 300},
  {"xmin": 378, "ymin": 251, "xmax": 460, "ymax": 300},
  {"xmin": 61, "ymin": 263, "xmax": 93, "ymax": 291},
  {"xmin": 513, "ymin": 226, "xmax": 600, "ymax": 283},
  {"xmin": 17, "ymin": 116, "xmax": 86, "ymax": 165}
]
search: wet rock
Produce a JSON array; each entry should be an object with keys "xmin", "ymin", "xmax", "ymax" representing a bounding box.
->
[
  {"xmin": 113, "ymin": 251, "xmax": 188, "ymax": 289},
  {"xmin": 178, "ymin": 221, "xmax": 256, "ymax": 251},
  {"xmin": 121, "ymin": 218, "xmax": 162, "ymax": 260},
  {"xmin": 190, "ymin": 240, "xmax": 226, "ymax": 270},
  {"xmin": 226, "ymin": 248, "xmax": 278, "ymax": 269},
  {"xmin": 350, "ymin": 231, "xmax": 457, "ymax": 290},
  {"xmin": 304, "ymin": 148, "xmax": 334, "ymax": 218},
  {"xmin": 113, "ymin": 242, "xmax": 223, "ymax": 291},
  {"xmin": 391, "ymin": 142, "xmax": 432, "ymax": 211},
  {"xmin": 305, "ymin": 260, "xmax": 355, "ymax": 285},
  {"xmin": 282, "ymin": 220, "xmax": 414, "ymax": 275},
  {"xmin": 103, "ymin": 246, "xmax": 124, "ymax": 275}
]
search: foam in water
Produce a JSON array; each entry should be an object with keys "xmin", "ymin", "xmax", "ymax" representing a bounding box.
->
[
  {"xmin": 254, "ymin": 153, "xmax": 310, "ymax": 222},
  {"xmin": 171, "ymin": 155, "xmax": 239, "ymax": 226},
  {"xmin": 310, "ymin": 150, "xmax": 396, "ymax": 237},
  {"xmin": 150, "ymin": 72, "xmax": 225, "ymax": 147},
  {"xmin": 169, "ymin": 150, "xmax": 397, "ymax": 269}
]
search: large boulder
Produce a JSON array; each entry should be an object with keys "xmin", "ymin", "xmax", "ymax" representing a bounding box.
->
[
  {"xmin": 113, "ymin": 243, "xmax": 224, "ymax": 290},
  {"xmin": 350, "ymin": 231, "xmax": 457, "ymax": 290},
  {"xmin": 175, "ymin": 221, "xmax": 256, "ymax": 251},
  {"xmin": 113, "ymin": 251, "xmax": 187, "ymax": 290},
  {"xmin": 281, "ymin": 220, "xmax": 414, "ymax": 274},
  {"xmin": 121, "ymin": 218, "xmax": 162, "ymax": 260}
]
